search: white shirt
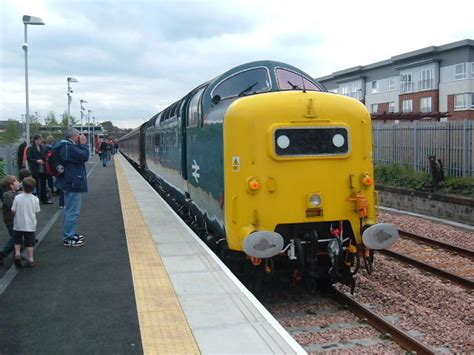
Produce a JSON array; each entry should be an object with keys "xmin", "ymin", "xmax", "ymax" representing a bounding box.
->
[{"xmin": 12, "ymin": 193, "xmax": 41, "ymax": 232}]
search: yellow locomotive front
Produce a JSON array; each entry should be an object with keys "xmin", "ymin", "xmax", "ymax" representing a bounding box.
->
[{"xmin": 224, "ymin": 91, "xmax": 398, "ymax": 290}]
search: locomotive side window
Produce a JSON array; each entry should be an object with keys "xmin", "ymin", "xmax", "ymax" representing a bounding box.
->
[
  {"xmin": 275, "ymin": 127, "xmax": 349, "ymax": 156},
  {"xmin": 188, "ymin": 87, "xmax": 205, "ymax": 127},
  {"xmin": 211, "ymin": 67, "xmax": 271, "ymax": 101},
  {"xmin": 275, "ymin": 68, "xmax": 321, "ymax": 91}
]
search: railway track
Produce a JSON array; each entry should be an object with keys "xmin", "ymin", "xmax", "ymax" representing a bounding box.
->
[
  {"xmin": 331, "ymin": 288, "xmax": 436, "ymax": 355},
  {"xmin": 379, "ymin": 230, "xmax": 474, "ymax": 289},
  {"xmin": 399, "ymin": 229, "xmax": 474, "ymax": 259}
]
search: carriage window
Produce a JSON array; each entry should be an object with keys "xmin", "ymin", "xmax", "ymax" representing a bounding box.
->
[
  {"xmin": 276, "ymin": 68, "xmax": 321, "ymax": 91},
  {"xmin": 212, "ymin": 67, "xmax": 271, "ymax": 100},
  {"xmin": 188, "ymin": 87, "xmax": 205, "ymax": 127}
]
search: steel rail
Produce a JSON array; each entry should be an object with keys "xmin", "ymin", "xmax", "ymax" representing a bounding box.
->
[
  {"xmin": 399, "ymin": 230, "xmax": 474, "ymax": 259},
  {"xmin": 380, "ymin": 249, "xmax": 474, "ymax": 289},
  {"xmin": 332, "ymin": 288, "xmax": 435, "ymax": 355}
]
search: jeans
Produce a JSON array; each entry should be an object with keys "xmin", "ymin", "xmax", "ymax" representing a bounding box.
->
[
  {"xmin": 102, "ymin": 151, "xmax": 109, "ymax": 166},
  {"xmin": 63, "ymin": 192, "xmax": 83, "ymax": 239}
]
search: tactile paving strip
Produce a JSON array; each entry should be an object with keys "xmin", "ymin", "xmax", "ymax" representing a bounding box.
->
[{"xmin": 115, "ymin": 159, "xmax": 200, "ymax": 354}]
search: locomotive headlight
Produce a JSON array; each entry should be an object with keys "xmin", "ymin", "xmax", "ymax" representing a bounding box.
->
[
  {"xmin": 248, "ymin": 177, "xmax": 261, "ymax": 192},
  {"xmin": 309, "ymin": 193, "xmax": 322, "ymax": 207}
]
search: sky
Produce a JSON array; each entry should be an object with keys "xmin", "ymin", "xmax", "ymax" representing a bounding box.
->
[{"xmin": 1, "ymin": 0, "xmax": 473, "ymax": 129}]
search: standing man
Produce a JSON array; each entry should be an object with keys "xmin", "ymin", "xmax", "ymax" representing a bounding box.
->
[{"xmin": 52, "ymin": 128, "xmax": 89, "ymax": 247}]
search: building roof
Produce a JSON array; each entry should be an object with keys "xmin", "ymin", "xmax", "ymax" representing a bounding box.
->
[{"xmin": 316, "ymin": 39, "xmax": 473, "ymax": 81}]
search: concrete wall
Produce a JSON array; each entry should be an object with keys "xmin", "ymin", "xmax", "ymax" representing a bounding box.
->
[{"xmin": 377, "ymin": 185, "xmax": 474, "ymax": 225}]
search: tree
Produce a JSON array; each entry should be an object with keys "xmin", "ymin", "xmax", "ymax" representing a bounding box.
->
[
  {"xmin": 0, "ymin": 120, "xmax": 21, "ymax": 143},
  {"xmin": 44, "ymin": 111, "xmax": 59, "ymax": 127},
  {"xmin": 61, "ymin": 111, "xmax": 77, "ymax": 127}
]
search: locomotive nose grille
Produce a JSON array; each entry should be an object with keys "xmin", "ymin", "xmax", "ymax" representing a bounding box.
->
[{"xmin": 275, "ymin": 127, "xmax": 349, "ymax": 156}]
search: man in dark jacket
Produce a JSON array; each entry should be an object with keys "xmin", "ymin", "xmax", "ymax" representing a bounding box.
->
[{"xmin": 52, "ymin": 128, "xmax": 89, "ymax": 247}]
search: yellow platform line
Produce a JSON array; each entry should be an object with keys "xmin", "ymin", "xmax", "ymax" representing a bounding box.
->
[{"xmin": 115, "ymin": 159, "xmax": 200, "ymax": 355}]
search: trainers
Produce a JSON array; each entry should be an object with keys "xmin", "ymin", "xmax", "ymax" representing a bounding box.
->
[
  {"xmin": 14, "ymin": 255, "xmax": 22, "ymax": 268},
  {"xmin": 63, "ymin": 238, "xmax": 85, "ymax": 247},
  {"xmin": 27, "ymin": 260, "xmax": 37, "ymax": 268},
  {"xmin": 73, "ymin": 233, "xmax": 85, "ymax": 241}
]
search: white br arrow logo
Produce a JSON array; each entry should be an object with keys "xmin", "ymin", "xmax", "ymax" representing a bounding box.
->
[{"xmin": 192, "ymin": 160, "xmax": 200, "ymax": 183}]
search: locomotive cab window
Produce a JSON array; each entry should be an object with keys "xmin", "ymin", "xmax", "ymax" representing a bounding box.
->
[
  {"xmin": 211, "ymin": 67, "xmax": 271, "ymax": 101},
  {"xmin": 275, "ymin": 127, "xmax": 349, "ymax": 156},
  {"xmin": 276, "ymin": 68, "xmax": 321, "ymax": 91},
  {"xmin": 188, "ymin": 87, "xmax": 205, "ymax": 127}
]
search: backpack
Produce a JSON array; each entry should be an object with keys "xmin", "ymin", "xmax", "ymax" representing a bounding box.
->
[{"xmin": 46, "ymin": 147, "xmax": 65, "ymax": 177}]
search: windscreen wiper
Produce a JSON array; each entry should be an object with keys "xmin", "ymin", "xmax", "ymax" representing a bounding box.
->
[
  {"xmin": 238, "ymin": 82, "xmax": 258, "ymax": 97},
  {"xmin": 287, "ymin": 81, "xmax": 300, "ymax": 90}
]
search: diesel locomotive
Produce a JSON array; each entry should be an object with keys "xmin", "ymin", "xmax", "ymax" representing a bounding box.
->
[{"xmin": 119, "ymin": 60, "xmax": 399, "ymax": 291}]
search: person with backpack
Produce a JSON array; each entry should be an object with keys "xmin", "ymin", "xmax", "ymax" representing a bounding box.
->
[{"xmin": 52, "ymin": 128, "xmax": 89, "ymax": 247}]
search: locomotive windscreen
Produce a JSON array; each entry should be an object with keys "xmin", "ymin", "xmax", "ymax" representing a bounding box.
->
[{"xmin": 274, "ymin": 127, "xmax": 349, "ymax": 156}]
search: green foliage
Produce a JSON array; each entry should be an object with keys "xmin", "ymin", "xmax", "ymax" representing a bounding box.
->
[
  {"xmin": 44, "ymin": 111, "xmax": 59, "ymax": 126},
  {"xmin": 442, "ymin": 176, "xmax": 474, "ymax": 197},
  {"xmin": 375, "ymin": 164, "xmax": 474, "ymax": 197},
  {"xmin": 0, "ymin": 120, "xmax": 21, "ymax": 143},
  {"xmin": 375, "ymin": 164, "xmax": 430, "ymax": 190}
]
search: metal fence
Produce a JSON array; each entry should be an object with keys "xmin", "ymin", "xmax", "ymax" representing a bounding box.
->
[
  {"xmin": 0, "ymin": 144, "xmax": 18, "ymax": 177},
  {"xmin": 373, "ymin": 120, "xmax": 474, "ymax": 177}
]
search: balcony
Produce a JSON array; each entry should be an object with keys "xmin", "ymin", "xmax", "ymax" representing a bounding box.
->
[
  {"xmin": 417, "ymin": 79, "xmax": 434, "ymax": 91},
  {"xmin": 343, "ymin": 90, "xmax": 363, "ymax": 100},
  {"xmin": 400, "ymin": 79, "xmax": 435, "ymax": 94}
]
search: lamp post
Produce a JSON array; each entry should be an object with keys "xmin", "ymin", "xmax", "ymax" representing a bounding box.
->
[
  {"xmin": 22, "ymin": 15, "xmax": 45, "ymax": 145},
  {"xmin": 80, "ymin": 99, "xmax": 87, "ymax": 133},
  {"xmin": 92, "ymin": 116, "xmax": 96, "ymax": 155},
  {"xmin": 67, "ymin": 77, "xmax": 78, "ymax": 127},
  {"xmin": 87, "ymin": 109, "xmax": 92, "ymax": 154}
]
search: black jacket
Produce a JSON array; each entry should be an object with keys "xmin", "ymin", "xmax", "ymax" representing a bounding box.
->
[{"xmin": 27, "ymin": 144, "xmax": 46, "ymax": 177}]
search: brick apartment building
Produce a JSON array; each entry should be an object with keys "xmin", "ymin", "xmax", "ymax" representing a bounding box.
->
[{"xmin": 316, "ymin": 39, "xmax": 474, "ymax": 121}]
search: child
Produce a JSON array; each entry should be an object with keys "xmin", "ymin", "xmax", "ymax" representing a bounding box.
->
[
  {"xmin": 0, "ymin": 175, "xmax": 21, "ymax": 265},
  {"xmin": 18, "ymin": 168, "xmax": 32, "ymax": 191},
  {"xmin": 11, "ymin": 177, "xmax": 40, "ymax": 268}
]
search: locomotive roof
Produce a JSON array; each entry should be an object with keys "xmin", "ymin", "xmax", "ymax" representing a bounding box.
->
[{"xmin": 138, "ymin": 60, "xmax": 321, "ymax": 130}]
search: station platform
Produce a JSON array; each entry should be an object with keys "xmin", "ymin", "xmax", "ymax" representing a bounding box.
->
[{"xmin": 0, "ymin": 154, "xmax": 304, "ymax": 354}]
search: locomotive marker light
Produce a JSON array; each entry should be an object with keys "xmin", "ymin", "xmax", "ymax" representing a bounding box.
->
[
  {"xmin": 332, "ymin": 133, "xmax": 345, "ymax": 147},
  {"xmin": 362, "ymin": 223, "xmax": 399, "ymax": 250},
  {"xmin": 248, "ymin": 177, "xmax": 260, "ymax": 191},
  {"xmin": 277, "ymin": 135, "xmax": 290, "ymax": 149},
  {"xmin": 361, "ymin": 173, "xmax": 373, "ymax": 187}
]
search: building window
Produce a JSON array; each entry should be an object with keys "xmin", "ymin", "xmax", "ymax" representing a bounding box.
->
[
  {"xmin": 454, "ymin": 94, "xmax": 466, "ymax": 110},
  {"xmin": 472, "ymin": 63, "xmax": 474, "ymax": 78},
  {"xmin": 388, "ymin": 77, "xmax": 397, "ymax": 91},
  {"xmin": 454, "ymin": 63, "xmax": 466, "ymax": 80},
  {"xmin": 400, "ymin": 73, "xmax": 413, "ymax": 93},
  {"xmin": 371, "ymin": 104, "xmax": 379, "ymax": 113},
  {"xmin": 402, "ymin": 99, "xmax": 413, "ymax": 112},
  {"xmin": 420, "ymin": 69, "xmax": 433, "ymax": 90},
  {"xmin": 388, "ymin": 102, "xmax": 396, "ymax": 113},
  {"xmin": 455, "ymin": 93, "xmax": 474, "ymax": 110},
  {"xmin": 420, "ymin": 97, "xmax": 432, "ymax": 112},
  {"xmin": 371, "ymin": 81, "xmax": 378, "ymax": 94}
]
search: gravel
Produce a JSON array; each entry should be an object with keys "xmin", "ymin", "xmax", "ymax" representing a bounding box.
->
[
  {"xmin": 338, "ymin": 253, "xmax": 474, "ymax": 353},
  {"xmin": 378, "ymin": 211, "xmax": 474, "ymax": 250}
]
